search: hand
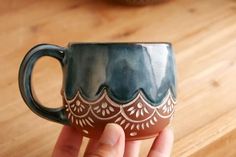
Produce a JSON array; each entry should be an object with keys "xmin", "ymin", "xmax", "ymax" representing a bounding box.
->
[{"xmin": 52, "ymin": 124, "xmax": 174, "ymax": 157}]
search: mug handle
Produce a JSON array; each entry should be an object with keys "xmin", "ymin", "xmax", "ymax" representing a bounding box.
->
[{"xmin": 18, "ymin": 44, "xmax": 69, "ymax": 125}]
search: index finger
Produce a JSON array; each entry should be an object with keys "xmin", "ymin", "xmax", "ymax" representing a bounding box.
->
[
  {"xmin": 52, "ymin": 126, "xmax": 83, "ymax": 157},
  {"xmin": 148, "ymin": 127, "xmax": 174, "ymax": 157}
]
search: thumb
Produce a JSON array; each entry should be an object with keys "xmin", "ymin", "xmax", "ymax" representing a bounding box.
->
[{"xmin": 85, "ymin": 123, "xmax": 125, "ymax": 157}]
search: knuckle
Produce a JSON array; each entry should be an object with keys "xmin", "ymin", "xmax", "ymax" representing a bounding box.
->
[
  {"xmin": 57, "ymin": 144, "xmax": 78, "ymax": 156},
  {"xmin": 84, "ymin": 153, "xmax": 103, "ymax": 157},
  {"xmin": 84, "ymin": 144, "xmax": 114, "ymax": 157},
  {"xmin": 84, "ymin": 151, "xmax": 109, "ymax": 157}
]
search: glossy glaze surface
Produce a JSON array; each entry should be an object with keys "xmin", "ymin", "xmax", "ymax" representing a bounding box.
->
[{"xmin": 64, "ymin": 43, "xmax": 176, "ymax": 106}]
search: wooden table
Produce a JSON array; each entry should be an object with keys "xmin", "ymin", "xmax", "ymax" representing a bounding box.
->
[{"xmin": 1, "ymin": 0, "xmax": 236, "ymax": 156}]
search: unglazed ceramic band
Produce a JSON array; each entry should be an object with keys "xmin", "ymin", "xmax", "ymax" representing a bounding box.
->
[{"xmin": 63, "ymin": 89, "xmax": 176, "ymax": 140}]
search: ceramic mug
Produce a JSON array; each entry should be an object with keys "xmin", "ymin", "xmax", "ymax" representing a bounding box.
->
[{"xmin": 19, "ymin": 42, "xmax": 177, "ymax": 140}]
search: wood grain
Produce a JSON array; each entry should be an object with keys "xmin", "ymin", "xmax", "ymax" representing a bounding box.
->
[{"xmin": 0, "ymin": 0, "xmax": 236, "ymax": 156}]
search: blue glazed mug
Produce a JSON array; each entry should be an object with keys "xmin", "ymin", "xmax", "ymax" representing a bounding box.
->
[{"xmin": 19, "ymin": 42, "xmax": 177, "ymax": 140}]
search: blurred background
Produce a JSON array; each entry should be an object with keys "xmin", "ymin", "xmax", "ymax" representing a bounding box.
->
[{"xmin": 0, "ymin": 0, "xmax": 236, "ymax": 156}]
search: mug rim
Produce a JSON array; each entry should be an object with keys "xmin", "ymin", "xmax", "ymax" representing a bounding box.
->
[{"xmin": 68, "ymin": 42, "xmax": 172, "ymax": 47}]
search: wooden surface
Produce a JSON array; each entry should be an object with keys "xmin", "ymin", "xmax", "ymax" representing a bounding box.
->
[{"xmin": 1, "ymin": 0, "xmax": 236, "ymax": 156}]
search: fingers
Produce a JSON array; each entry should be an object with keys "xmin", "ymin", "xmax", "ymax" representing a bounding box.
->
[
  {"xmin": 84, "ymin": 123, "xmax": 125, "ymax": 157},
  {"xmin": 124, "ymin": 141, "xmax": 141, "ymax": 157},
  {"xmin": 52, "ymin": 126, "xmax": 83, "ymax": 157},
  {"xmin": 148, "ymin": 127, "xmax": 174, "ymax": 157}
]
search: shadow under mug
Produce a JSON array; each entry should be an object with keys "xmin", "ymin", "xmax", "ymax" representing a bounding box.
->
[{"xmin": 18, "ymin": 42, "xmax": 177, "ymax": 140}]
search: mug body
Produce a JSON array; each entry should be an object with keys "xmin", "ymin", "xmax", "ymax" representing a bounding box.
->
[{"xmin": 62, "ymin": 43, "xmax": 176, "ymax": 140}]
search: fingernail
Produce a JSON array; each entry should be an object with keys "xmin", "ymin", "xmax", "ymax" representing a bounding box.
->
[
  {"xmin": 168, "ymin": 125, "xmax": 174, "ymax": 132},
  {"xmin": 165, "ymin": 124, "xmax": 174, "ymax": 131},
  {"xmin": 99, "ymin": 123, "xmax": 122, "ymax": 146}
]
